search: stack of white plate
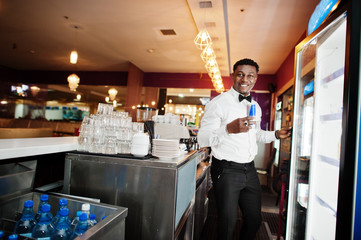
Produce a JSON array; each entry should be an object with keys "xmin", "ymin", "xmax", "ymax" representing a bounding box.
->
[{"xmin": 152, "ymin": 139, "xmax": 180, "ymax": 159}]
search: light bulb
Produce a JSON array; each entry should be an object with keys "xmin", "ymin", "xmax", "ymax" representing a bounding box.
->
[{"xmin": 70, "ymin": 50, "xmax": 78, "ymax": 64}]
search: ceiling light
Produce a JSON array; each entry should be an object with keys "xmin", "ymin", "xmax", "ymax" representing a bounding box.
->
[
  {"xmin": 70, "ymin": 25, "xmax": 79, "ymax": 64},
  {"xmin": 169, "ymin": 99, "xmax": 172, "ymax": 103},
  {"xmin": 70, "ymin": 50, "xmax": 78, "ymax": 64},
  {"xmin": 208, "ymin": 66, "xmax": 220, "ymax": 78},
  {"xmin": 30, "ymin": 86, "xmax": 40, "ymax": 96},
  {"xmin": 151, "ymin": 101, "xmax": 156, "ymax": 106},
  {"xmin": 105, "ymin": 96, "xmax": 110, "ymax": 102},
  {"xmin": 189, "ymin": 89, "xmax": 194, "ymax": 92},
  {"xmin": 113, "ymin": 100, "xmax": 117, "ymax": 107},
  {"xmin": 178, "ymin": 94, "xmax": 184, "ymax": 98},
  {"xmin": 200, "ymin": 45, "xmax": 216, "ymax": 62},
  {"xmin": 67, "ymin": 73, "xmax": 80, "ymax": 91},
  {"xmin": 1, "ymin": 100, "xmax": 8, "ymax": 104},
  {"xmin": 205, "ymin": 58, "xmax": 218, "ymax": 71},
  {"xmin": 108, "ymin": 88, "xmax": 118, "ymax": 101},
  {"xmin": 194, "ymin": 29, "xmax": 212, "ymax": 50},
  {"xmin": 132, "ymin": 106, "xmax": 136, "ymax": 109},
  {"xmin": 76, "ymin": 94, "xmax": 81, "ymax": 100}
]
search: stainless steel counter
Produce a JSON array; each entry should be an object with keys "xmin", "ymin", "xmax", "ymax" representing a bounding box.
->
[{"xmin": 63, "ymin": 148, "xmax": 209, "ymax": 240}]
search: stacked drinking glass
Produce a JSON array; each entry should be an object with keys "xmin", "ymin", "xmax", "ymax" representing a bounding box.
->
[{"xmin": 77, "ymin": 103, "xmax": 144, "ymax": 155}]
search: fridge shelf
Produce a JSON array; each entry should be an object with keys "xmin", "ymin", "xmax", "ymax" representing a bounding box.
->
[
  {"xmin": 315, "ymin": 195, "xmax": 337, "ymax": 218},
  {"xmin": 321, "ymin": 67, "xmax": 344, "ymax": 86},
  {"xmin": 318, "ymin": 154, "xmax": 339, "ymax": 167},
  {"xmin": 319, "ymin": 112, "xmax": 342, "ymax": 121}
]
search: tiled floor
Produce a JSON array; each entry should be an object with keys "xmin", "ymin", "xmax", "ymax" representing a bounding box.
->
[{"xmin": 200, "ymin": 186, "xmax": 283, "ymax": 240}]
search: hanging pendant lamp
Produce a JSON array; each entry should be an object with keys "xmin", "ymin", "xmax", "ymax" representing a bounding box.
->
[
  {"xmin": 194, "ymin": 29, "xmax": 212, "ymax": 50},
  {"xmin": 70, "ymin": 50, "xmax": 78, "ymax": 64},
  {"xmin": 67, "ymin": 73, "xmax": 80, "ymax": 91}
]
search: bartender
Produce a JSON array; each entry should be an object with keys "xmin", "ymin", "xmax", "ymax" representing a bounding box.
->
[{"xmin": 198, "ymin": 58, "xmax": 291, "ymax": 240}]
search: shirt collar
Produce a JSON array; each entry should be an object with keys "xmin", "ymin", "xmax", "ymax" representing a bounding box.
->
[{"xmin": 230, "ymin": 87, "xmax": 251, "ymax": 102}]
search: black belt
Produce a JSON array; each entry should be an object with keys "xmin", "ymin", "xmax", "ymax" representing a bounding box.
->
[{"xmin": 212, "ymin": 156, "xmax": 254, "ymax": 169}]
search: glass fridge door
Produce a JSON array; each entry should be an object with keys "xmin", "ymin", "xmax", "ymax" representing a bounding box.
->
[{"xmin": 286, "ymin": 13, "xmax": 347, "ymax": 240}]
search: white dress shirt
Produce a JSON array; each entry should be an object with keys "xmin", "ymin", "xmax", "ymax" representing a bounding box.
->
[{"xmin": 198, "ymin": 87, "xmax": 276, "ymax": 163}]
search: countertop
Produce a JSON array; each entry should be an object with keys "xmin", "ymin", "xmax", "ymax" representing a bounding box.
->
[
  {"xmin": 66, "ymin": 147, "xmax": 209, "ymax": 169},
  {"xmin": 0, "ymin": 136, "xmax": 78, "ymax": 160}
]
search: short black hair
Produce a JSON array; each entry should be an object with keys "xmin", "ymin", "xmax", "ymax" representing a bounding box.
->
[{"xmin": 233, "ymin": 58, "xmax": 259, "ymax": 73}]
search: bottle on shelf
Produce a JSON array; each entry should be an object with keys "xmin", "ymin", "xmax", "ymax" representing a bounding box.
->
[
  {"xmin": 14, "ymin": 200, "xmax": 37, "ymax": 237},
  {"xmin": 70, "ymin": 211, "xmax": 82, "ymax": 231},
  {"xmin": 7, "ymin": 234, "xmax": 17, "ymax": 240},
  {"xmin": 32, "ymin": 204, "xmax": 54, "ymax": 239},
  {"xmin": 88, "ymin": 214, "xmax": 97, "ymax": 228},
  {"xmin": 52, "ymin": 198, "xmax": 69, "ymax": 227},
  {"xmin": 81, "ymin": 203, "xmax": 90, "ymax": 219},
  {"xmin": 50, "ymin": 208, "xmax": 73, "ymax": 240},
  {"xmin": 35, "ymin": 194, "xmax": 49, "ymax": 222},
  {"xmin": 70, "ymin": 213, "xmax": 88, "ymax": 239}
]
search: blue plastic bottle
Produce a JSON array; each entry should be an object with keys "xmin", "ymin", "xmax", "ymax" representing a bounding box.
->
[
  {"xmin": 32, "ymin": 204, "xmax": 54, "ymax": 239},
  {"xmin": 50, "ymin": 208, "xmax": 73, "ymax": 240},
  {"xmin": 35, "ymin": 194, "xmax": 49, "ymax": 222},
  {"xmin": 14, "ymin": 200, "xmax": 37, "ymax": 237},
  {"xmin": 70, "ymin": 213, "xmax": 88, "ymax": 239},
  {"xmin": 7, "ymin": 234, "xmax": 17, "ymax": 240},
  {"xmin": 88, "ymin": 214, "xmax": 97, "ymax": 228},
  {"xmin": 70, "ymin": 211, "xmax": 82, "ymax": 231},
  {"xmin": 52, "ymin": 198, "xmax": 69, "ymax": 226}
]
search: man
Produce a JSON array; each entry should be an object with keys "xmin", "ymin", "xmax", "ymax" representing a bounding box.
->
[{"xmin": 198, "ymin": 58, "xmax": 291, "ymax": 240}]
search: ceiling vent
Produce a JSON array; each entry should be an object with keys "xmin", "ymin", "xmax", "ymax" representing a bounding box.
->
[
  {"xmin": 199, "ymin": 1, "xmax": 212, "ymax": 8},
  {"xmin": 160, "ymin": 29, "xmax": 177, "ymax": 35},
  {"xmin": 204, "ymin": 22, "xmax": 216, "ymax": 27}
]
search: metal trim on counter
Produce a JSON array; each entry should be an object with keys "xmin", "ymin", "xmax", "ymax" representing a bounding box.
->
[{"xmin": 67, "ymin": 148, "xmax": 206, "ymax": 169}]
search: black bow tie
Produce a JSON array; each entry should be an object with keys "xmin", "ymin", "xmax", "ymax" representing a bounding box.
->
[{"xmin": 239, "ymin": 94, "xmax": 252, "ymax": 103}]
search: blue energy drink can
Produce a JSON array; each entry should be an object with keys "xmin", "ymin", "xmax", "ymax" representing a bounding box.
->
[
  {"xmin": 249, "ymin": 104, "xmax": 256, "ymax": 117},
  {"xmin": 249, "ymin": 104, "xmax": 256, "ymax": 127}
]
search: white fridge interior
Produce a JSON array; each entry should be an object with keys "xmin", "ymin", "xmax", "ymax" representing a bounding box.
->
[{"xmin": 286, "ymin": 12, "xmax": 347, "ymax": 240}]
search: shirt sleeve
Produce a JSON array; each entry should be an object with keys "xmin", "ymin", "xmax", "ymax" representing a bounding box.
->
[
  {"xmin": 198, "ymin": 101, "xmax": 228, "ymax": 148},
  {"xmin": 255, "ymin": 120, "xmax": 277, "ymax": 143}
]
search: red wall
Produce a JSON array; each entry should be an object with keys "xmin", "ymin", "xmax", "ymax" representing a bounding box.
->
[
  {"xmin": 144, "ymin": 72, "xmax": 275, "ymax": 91},
  {"xmin": 275, "ymin": 32, "xmax": 306, "ymax": 92}
]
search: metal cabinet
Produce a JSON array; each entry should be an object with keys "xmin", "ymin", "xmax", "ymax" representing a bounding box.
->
[{"xmin": 63, "ymin": 150, "xmax": 207, "ymax": 240}]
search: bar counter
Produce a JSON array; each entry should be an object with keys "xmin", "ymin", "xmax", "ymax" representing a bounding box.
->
[
  {"xmin": 0, "ymin": 136, "xmax": 78, "ymax": 160},
  {"xmin": 63, "ymin": 148, "xmax": 209, "ymax": 240}
]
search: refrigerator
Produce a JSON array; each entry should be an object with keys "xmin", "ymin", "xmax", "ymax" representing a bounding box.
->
[{"xmin": 285, "ymin": 0, "xmax": 361, "ymax": 239}]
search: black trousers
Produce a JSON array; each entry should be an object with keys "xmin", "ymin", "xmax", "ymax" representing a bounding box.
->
[{"xmin": 211, "ymin": 157, "xmax": 262, "ymax": 240}]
